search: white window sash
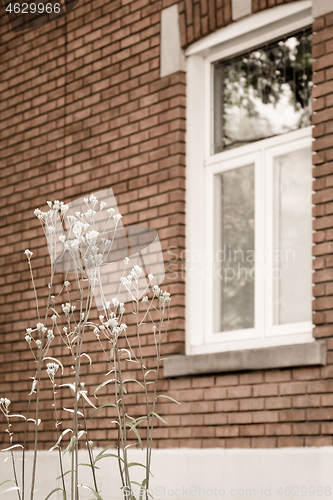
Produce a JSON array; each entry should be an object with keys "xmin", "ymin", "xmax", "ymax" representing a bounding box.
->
[
  {"xmin": 264, "ymin": 133, "xmax": 313, "ymax": 340},
  {"xmin": 185, "ymin": 2, "xmax": 314, "ymax": 356},
  {"xmin": 204, "ymin": 128, "xmax": 313, "ymax": 351},
  {"xmin": 205, "ymin": 151, "xmax": 264, "ymax": 345}
]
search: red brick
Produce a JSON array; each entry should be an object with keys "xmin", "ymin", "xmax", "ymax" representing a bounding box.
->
[
  {"xmin": 293, "ymin": 423, "xmax": 320, "ymax": 435},
  {"xmin": 266, "ymin": 423, "xmax": 292, "ymax": 436},
  {"xmin": 227, "ymin": 386, "xmax": 252, "ymax": 399}
]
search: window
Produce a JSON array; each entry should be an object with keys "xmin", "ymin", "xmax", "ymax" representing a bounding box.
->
[{"xmin": 186, "ymin": 2, "xmax": 314, "ymax": 355}]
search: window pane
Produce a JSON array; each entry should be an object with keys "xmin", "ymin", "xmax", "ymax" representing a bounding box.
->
[
  {"xmin": 273, "ymin": 148, "xmax": 312, "ymax": 325},
  {"xmin": 214, "ymin": 30, "xmax": 313, "ymax": 153},
  {"xmin": 214, "ymin": 165, "xmax": 255, "ymax": 333}
]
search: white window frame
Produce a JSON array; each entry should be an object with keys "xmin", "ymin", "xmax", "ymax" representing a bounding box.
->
[{"xmin": 185, "ymin": 1, "xmax": 314, "ymax": 356}]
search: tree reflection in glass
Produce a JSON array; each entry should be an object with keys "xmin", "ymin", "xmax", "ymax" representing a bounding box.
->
[{"xmin": 214, "ymin": 30, "xmax": 313, "ymax": 153}]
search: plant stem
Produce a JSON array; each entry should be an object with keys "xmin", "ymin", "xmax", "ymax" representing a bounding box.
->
[
  {"xmin": 52, "ymin": 385, "xmax": 66, "ymax": 495},
  {"xmin": 116, "ymin": 349, "xmax": 132, "ymax": 499},
  {"xmin": 80, "ymin": 395, "xmax": 98, "ymax": 493},
  {"xmin": 134, "ymin": 301, "xmax": 150, "ymax": 498},
  {"xmin": 22, "ymin": 397, "xmax": 32, "ymax": 500},
  {"xmin": 30, "ymin": 331, "xmax": 46, "ymax": 500},
  {"xmin": 5, "ymin": 412, "xmax": 22, "ymax": 500},
  {"xmin": 10, "ymin": 449, "xmax": 22, "ymax": 500}
]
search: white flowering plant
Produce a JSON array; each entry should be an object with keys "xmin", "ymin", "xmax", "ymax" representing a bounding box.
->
[{"xmin": 0, "ymin": 194, "xmax": 176, "ymax": 500}]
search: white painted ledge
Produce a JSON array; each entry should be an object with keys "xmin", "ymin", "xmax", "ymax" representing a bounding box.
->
[
  {"xmin": 4, "ymin": 447, "xmax": 333, "ymax": 499},
  {"xmin": 160, "ymin": 4, "xmax": 186, "ymax": 77},
  {"xmin": 164, "ymin": 340, "xmax": 327, "ymax": 378},
  {"xmin": 232, "ymin": 0, "xmax": 252, "ymax": 20},
  {"xmin": 313, "ymin": 0, "xmax": 333, "ymax": 18}
]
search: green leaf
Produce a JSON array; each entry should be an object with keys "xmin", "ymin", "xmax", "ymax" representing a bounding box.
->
[
  {"xmin": 49, "ymin": 428, "xmax": 72, "ymax": 453},
  {"xmin": 79, "ymin": 484, "xmax": 103, "ymax": 499},
  {"xmin": 122, "ymin": 379, "xmax": 145, "ymax": 389},
  {"xmin": 80, "ymin": 391, "xmax": 97, "ymax": 410},
  {"xmin": 156, "ymin": 395, "xmax": 180, "ymax": 404},
  {"xmin": 93, "ymin": 444, "xmax": 118, "ymax": 464},
  {"xmin": 91, "ymin": 403, "xmax": 118, "ymax": 421},
  {"xmin": 81, "ymin": 353, "xmax": 92, "ymax": 365},
  {"xmin": 63, "ymin": 407, "xmax": 84, "ymax": 418},
  {"xmin": 93, "ymin": 379, "xmax": 116, "ymax": 396},
  {"xmin": 126, "ymin": 462, "xmax": 147, "ymax": 469},
  {"xmin": 125, "ymin": 422, "xmax": 143, "ymax": 450},
  {"xmin": 59, "ymin": 383, "xmax": 76, "ymax": 393},
  {"xmin": 0, "ymin": 487, "xmax": 20, "ymax": 495},
  {"xmin": 56, "ymin": 470, "xmax": 71, "ymax": 480},
  {"xmin": 0, "ymin": 444, "xmax": 23, "ymax": 452},
  {"xmin": 150, "ymin": 412, "xmax": 167, "ymax": 424},
  {"xmin": 94, "ymin": 453, "xmax": 122, "ymax": 465},
  {"xmin": 56, "ymin": 464, "xmax": 99, "ymax": 480},
  {"xmin": 79, "ymin": 463, "xmax": 100, "ymax": 469},
  {"xmin": 134, "ymin": 416, "xmax": 147, "ymax": 426},
  {"xmin": 50, "ymin": 308, "xmax": 60, "ymax": 317},
  {"xmin": 44, "ymin": 488, "xmax": 64, "ymax": 499},
  {"xmin": 0, "ymin": 481, "xmax": 14, "ymax": 487},
  {"xmin": 140, "ymin": 479, "xmax": 147, "ymax": 500}
]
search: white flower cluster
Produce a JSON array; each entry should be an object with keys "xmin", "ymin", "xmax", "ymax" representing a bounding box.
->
[
  {"xmin": 83, "ymin": 253, "xmax": 103, "ymax": 269},
  {"xmin": 96, "ymin": 306, "xmax": 127, "ymax": 343},
  {"xmin": 47, "ymin": 330, "xmax": 54, "ymax": 341},
  {"xmin": 25, "ymin": 323, "xmax": 54, "ymax": 349},
  {"xmin": 152, "ymin": 286, "xmax": 171, "ymax": 304},
  {"xmin": 62, "ymin": 303, "xmax": 75, "ymax": 316},
  {"xmin": 46, "ymin": 363, "xmax": 59, "ymax": 379},
  {"xmin": 86, "ymin": 230, "xmax": 99, "ymax": 246},
  {"xmin": 36, "ymin": 323, "xmax": 47, "ymax": 334},
  {"xmin": 121, "ymin": 265, "xmax": 144, "ymax": 288},
  {"xmin": 34, "ymin": 202, "xmax": 69, "ymax": 256},
  {"xmin": 25, "ymin": 327, "xmax": 32, "ymax": 344},
  {"xmin": 33, "ymin": 194, "xmax": 123, "ymax": 273},
  {"xmin": 0, "ymin": 398, "xmax": 10, "ymax": 410},
  {"xmin": 84, "ymin": 194, "xmax": 98, "ymax": 208},
  {"xmin": 24, "ymin": 249, "xmax": 33, "ymax": 259},
  {"xmin": 47, "ymin": 200, "xmax": 69, "ymax": 214}
]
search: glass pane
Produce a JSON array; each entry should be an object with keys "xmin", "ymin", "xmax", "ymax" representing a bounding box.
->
[
  {"xmin": 214, "ymin": 30, "xmax": 313, "ymax": 153},
  {"xmin": 214, "ymin": 165, "xmax": 255, "ymax": 333},
  {"xmin": 273, "ymin": 148, "xmax": 312, "ymax": 325}
]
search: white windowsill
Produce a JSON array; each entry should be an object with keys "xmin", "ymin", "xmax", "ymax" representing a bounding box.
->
[{"xmin": 164, "ymin": 340, "xmax": 326, "ymax": 378}]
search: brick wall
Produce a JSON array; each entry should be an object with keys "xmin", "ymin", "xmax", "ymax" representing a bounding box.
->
[
  {"xmin": 312, "ymin": 14, "xmax": 333, "ymax": 353},
  {"xmin": 0, "ymin": 0, "xmax": 187, "ymax": 449},
  {"xmin": 1, "ymin": 0, "xmax": 333, "ymax": 452},
  {"xmin": 178, "ymin": 0, "xmax": 232, "ymax": 47},
  {"xmin": 252, "ymin": 0, "xmax": 302, "ymax": 14}
]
